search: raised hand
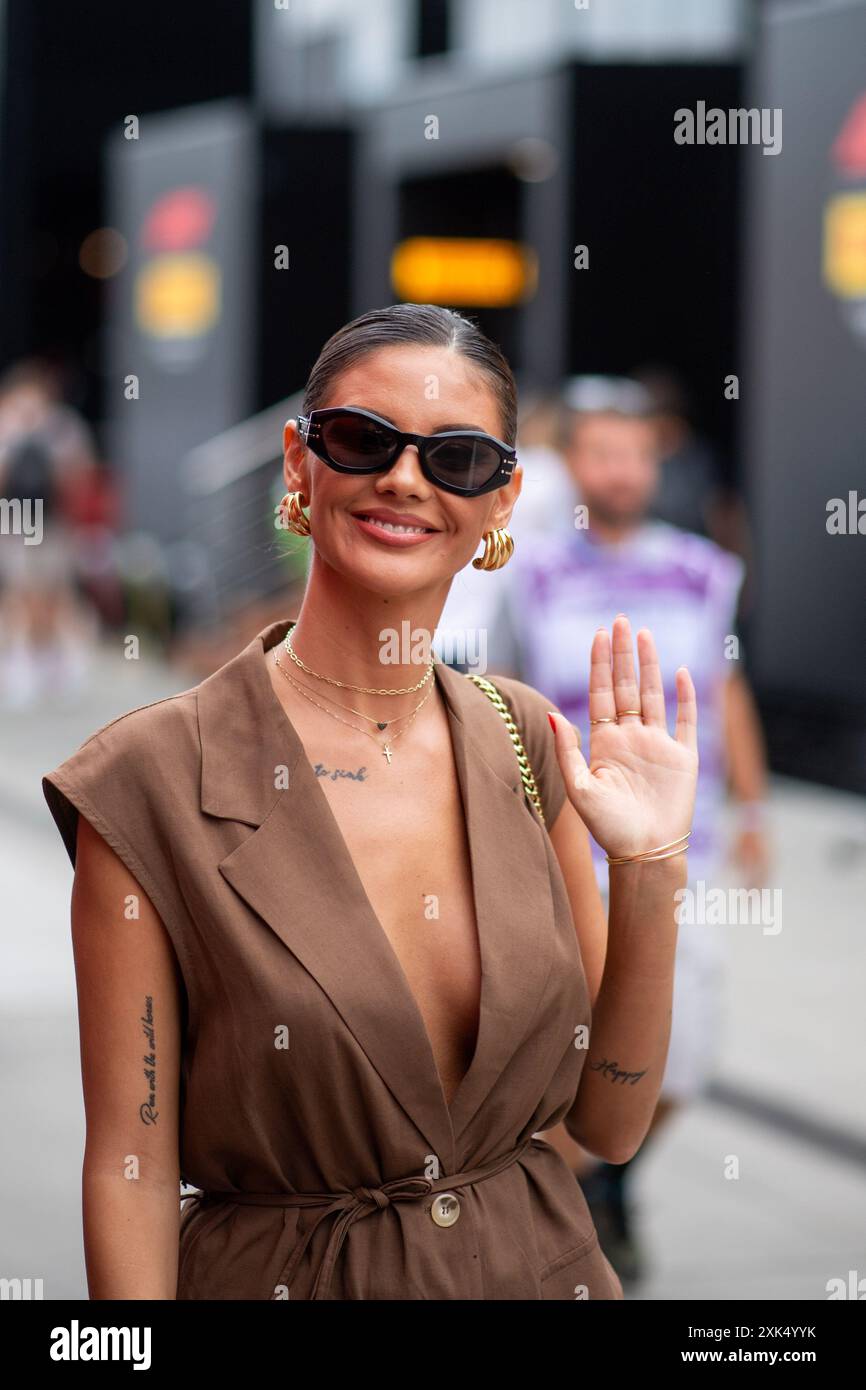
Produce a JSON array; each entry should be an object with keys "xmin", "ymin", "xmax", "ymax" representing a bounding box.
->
[{"xmin": 548, "ymin": 616, "xmax": 698, "ymax": 861}]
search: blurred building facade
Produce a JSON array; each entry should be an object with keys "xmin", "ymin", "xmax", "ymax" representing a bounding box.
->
[
  {"xmin": 1, "ymin": 0, "xmax": 864, "ymax": 790},
  {"xmin": 255, "ymin": 0, "xmax": 746, "ymax": 116}
]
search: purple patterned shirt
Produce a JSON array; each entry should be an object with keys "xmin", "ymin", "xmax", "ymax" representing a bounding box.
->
[{"xmin": 505, "ymin": 522, "xmax": 745, "ymax": 881}]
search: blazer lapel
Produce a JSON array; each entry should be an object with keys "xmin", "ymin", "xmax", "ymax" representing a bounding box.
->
[{"xmin": 196, "ymin": 619, "xmax": 557, "ymax": 1166}]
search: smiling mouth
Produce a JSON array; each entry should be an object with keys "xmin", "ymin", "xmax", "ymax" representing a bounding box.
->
[{"xmin": 353, "ymin": 513, "xmax": 436, "ymax": 535}]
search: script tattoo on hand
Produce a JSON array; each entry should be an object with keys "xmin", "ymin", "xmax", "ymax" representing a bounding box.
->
[
  {"xmin": 139, "ymin": 995, "xmax": 158, "ymax": 1125},
  {"xmin": 589, "ymin": 1057, "xmax": 649, "ymax": 1086}
]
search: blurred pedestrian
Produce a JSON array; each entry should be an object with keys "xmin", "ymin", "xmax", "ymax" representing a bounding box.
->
[
  {"xmin": 632, "ymin": 363, "xmax": 751, "ymax": 565},
  {"xmin": 0, "ymin": 359, "xmax": 101, "ymax": 705},
  {"xmin": 491, "ymin": 374, "xmax": 771, "ymax": 1282}
]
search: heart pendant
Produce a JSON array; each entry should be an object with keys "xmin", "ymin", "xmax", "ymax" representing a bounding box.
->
[{"xmin": 377, "ymin": 721, "xmax": 388, "ymax": 731}]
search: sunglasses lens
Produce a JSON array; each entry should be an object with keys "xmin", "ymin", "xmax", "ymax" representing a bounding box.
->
[
  {"xmin": 320, "ymin": 414, "xmax": 394, "ymax": 469},
  {"xmin": 426, "ymin": 437, "xmax": 502, "ymax": 491}
]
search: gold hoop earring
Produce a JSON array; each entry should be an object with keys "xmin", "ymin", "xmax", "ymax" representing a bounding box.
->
[
  {"xmin": 279, "ymin": 491, "xmax": 311, "ymax": 537},
  {"xmin": 472, "ymin": 526, "xmax": 514, "ymax": 571}
]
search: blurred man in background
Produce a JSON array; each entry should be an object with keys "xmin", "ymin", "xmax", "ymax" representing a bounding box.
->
[
  {"xmin": 491, "ymin": 375, "xmax": 771, "ymax": 1282},
  {"xmin": 633, "ymin": 363, "xmax": 752, "ymax": 571}
]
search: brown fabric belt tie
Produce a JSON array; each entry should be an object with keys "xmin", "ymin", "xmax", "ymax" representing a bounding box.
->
[{"xmin": 183, "ymin": 1137, "xmax": 535, "ymax": 1300}]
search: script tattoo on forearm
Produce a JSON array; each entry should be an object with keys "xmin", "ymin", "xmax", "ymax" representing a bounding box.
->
[
  {"xmin": 589, "ymin": 1057, "xmax": 649, "ymax": 1087},
  {"xmin": 139, "ymin": 995, "xmax": 158, "ymax": 1125}
]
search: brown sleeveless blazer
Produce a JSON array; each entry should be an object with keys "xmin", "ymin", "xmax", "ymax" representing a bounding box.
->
[{"xmin": 42, "ymin": 616, "xmax": 623, "ymax": 1301}]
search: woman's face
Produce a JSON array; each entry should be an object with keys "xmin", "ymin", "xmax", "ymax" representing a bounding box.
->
[{"xmin": 283, "ymin": 344, "xmax": 522, "ymax": 599}]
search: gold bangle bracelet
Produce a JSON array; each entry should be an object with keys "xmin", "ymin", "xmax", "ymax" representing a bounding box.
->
[
  {"xmin": 606, "ymin": 843, "xmax": 689, "ymax": 867},
  {"xmin": 609, "ymin": 832, "xmax": 690, "ymax": 859},
  {"xmin": 605, "ymin": 832, "xmax": 691, "ymax": 866}
]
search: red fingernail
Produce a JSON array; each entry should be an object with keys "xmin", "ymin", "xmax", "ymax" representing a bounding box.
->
[{"xmin": 547, "ymin": 712, "xmax": 557, "ymax": 733}]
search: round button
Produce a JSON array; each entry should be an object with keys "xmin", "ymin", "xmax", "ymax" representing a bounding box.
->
[{"xmin": 430, "ymin": 1192, "xmax": 461, "ymax": 1228}]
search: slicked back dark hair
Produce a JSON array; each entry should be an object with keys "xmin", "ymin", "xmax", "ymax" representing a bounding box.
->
[{"xmin": 301, "ymin": 303, "xmax": 517, "ymax": 447}]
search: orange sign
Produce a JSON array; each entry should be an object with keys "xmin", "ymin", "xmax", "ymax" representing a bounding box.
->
[{"xmin": 391, "ymin": 237, "xmax": 537, "ymax": 307}]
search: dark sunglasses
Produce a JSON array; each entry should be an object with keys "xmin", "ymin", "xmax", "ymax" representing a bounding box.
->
[{"xmin": 296, "ymin": 406, "xmax": 517, "ymax": 497}]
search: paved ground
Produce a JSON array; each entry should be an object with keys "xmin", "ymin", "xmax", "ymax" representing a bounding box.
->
[
  {"xmin": 2, "ymin": 637, "xmax": 865, "ymax": 1299},
  {"xmin": 629, "ymin": 779, "xmax": 866, "ymax": 1299}
]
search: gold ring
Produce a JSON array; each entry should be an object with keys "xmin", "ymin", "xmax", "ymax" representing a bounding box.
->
[
  {"xmin": 589, "ymin": 717, "xmax": 616, "ymax": 725},
  {"xmin": 618, "ymin": 710, "xmax": 643, "ymax": 718}
]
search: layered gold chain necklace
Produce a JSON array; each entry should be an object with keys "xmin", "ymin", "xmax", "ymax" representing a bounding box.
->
[{"xmin": 273, "ymin": 626, "xmax": 437, "ymax": 765}]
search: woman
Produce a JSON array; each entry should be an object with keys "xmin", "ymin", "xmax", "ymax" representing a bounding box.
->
[{"xmin": 42, "ymin": 304, "xmax": 697, "ymax": 1300}]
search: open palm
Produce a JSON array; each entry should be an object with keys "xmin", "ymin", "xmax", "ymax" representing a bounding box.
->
[{"xmin": 549, "ymin": 616, "xmax": 698, "ymax": 860}]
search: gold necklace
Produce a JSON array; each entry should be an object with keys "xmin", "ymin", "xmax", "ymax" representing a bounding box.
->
[
  {"xmin": 274, "ymin": 653, "xmax": 429, "ymax": 731},
  {"xmin": 283, "ymin": 626, "xmax": 434, "ymax": 696},
  {"xmin": 274, "ymin": 652, "xmax": 437, "ymax": 765}
]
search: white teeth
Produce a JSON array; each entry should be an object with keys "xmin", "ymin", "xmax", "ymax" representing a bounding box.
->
[{"xmin": 359, "ymin": 515, "xmax": 429, "ymax": 535}]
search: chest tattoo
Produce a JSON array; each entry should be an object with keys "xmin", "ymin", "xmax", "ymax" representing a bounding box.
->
[{"xmin": 313, "ymin": 762, "xmax": 369, "ymax": 783}]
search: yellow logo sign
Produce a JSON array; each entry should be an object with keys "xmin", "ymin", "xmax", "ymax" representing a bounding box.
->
[
  {"xmin": 822, "ymin": 193, "xmax": 866, "ymax": 298},
  {"xmin": 135, "ymin": 253, "xmax": 221, "ymax": 338}
]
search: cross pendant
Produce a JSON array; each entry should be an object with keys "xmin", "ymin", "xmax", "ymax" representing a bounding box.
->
[{"xmin": 382, "ymin": 743, "xmax": 393, "ymax": 765}]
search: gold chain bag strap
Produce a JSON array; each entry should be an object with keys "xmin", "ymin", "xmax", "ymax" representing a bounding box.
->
[{"xmin": 465, "ymin": 673, "xmax": 546, "ymax": 827}]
